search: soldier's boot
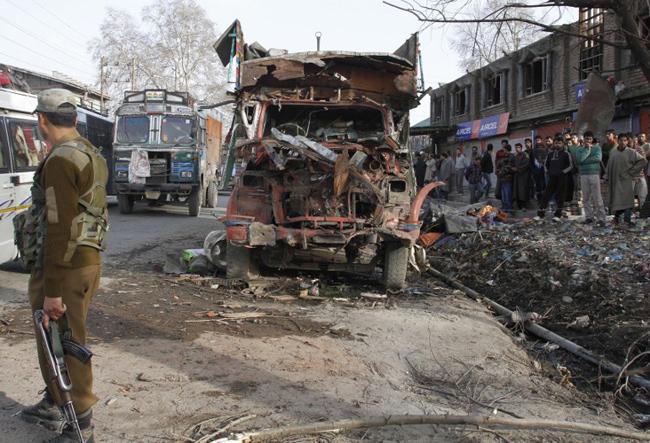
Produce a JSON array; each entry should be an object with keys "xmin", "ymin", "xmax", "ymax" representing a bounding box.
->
[
  {"xmin": 49, "ymin": 409, "xmax": 94, "ymax": 443},
  {"xmin": 19, "ymin": 390, "xmax": 64, "ymax": 432}
]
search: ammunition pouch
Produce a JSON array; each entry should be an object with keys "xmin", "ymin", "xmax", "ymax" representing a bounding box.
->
[
  {"xmin": 62, "ymin": 141, "xmax": 110, "ymax": 262},
  {"xmin": 13, "ymin": 183, "xmax": 46, "ymax": 272}
]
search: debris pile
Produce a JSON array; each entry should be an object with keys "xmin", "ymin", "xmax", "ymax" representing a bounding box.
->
[{"xmin": 428, "ymin": 220, "xmax": 650, "ymax": 367}]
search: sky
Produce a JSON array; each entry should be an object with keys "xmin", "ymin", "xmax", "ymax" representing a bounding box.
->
[{"xmin": 0, "ymin": 0, "xmax": 571, "ymax": 124}]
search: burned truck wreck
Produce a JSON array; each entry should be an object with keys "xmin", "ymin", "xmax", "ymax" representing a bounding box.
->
[{"xmin": 215, "ymin": 23, "xmax": 433, "ymax": 289}]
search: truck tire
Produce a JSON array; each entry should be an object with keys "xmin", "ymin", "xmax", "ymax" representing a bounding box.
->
[
  {"xmin": 117, "ymin": 193, "xmax": 134, "ymax": 214},
  {"xmin": 188, "ymin": 185, "xmax": 202, "ymax": 217},
  {"xmin": 226, "ymin": 244, "xmax": 259, "ymax": 280},
  {"xmin": 383, "ymin": 243, "xmax": 408, "ymax": 290},
  {"xmin": 205, "ymin": 180, "xmax": 218, "ymax": 208}
]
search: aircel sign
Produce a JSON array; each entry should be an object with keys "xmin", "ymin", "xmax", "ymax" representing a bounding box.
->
[{"xmin": 455, "ymin": 112, "xmax": 510, "ymax": 141}]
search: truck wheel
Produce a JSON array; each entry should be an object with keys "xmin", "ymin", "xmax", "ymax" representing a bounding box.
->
[
  {"xmin": 226, "ymin": 244, "xmax": 259, "ymax": 280},
  {"xmin": 205, "ymin": 180, "xmax": 218, "ymax": 208},
  {"xmin": 117, "ymin": 193, "xmax": 134, "ymax": 214},
  {"xmin": 383, "ymin": 243, "xmax": 408, "ymax": 290},
  {"xmin": 188, "ymin": 186, "xmax": 202, "ymax": 217}
]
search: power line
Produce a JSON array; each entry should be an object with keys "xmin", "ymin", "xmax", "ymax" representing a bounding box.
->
[
  {"xmin": 31, "ymin": 0, "xmax": 90, "ymax": 41},
  {"xmin": 0, "ymin": 49, "xmax": 55, "ymax": 75},
  {"xmin": 0, "ymin": 34, "xmax": 96, "ymax": 79},
  {"xmin": 3, "ymin": 0, "xmax": 90, "ymax": 54},
  {"xmin": 0, "ymin": 16, "xmax": 90, "ymax": 66}
]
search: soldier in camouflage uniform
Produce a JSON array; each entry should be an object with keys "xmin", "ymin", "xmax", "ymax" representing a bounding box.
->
[{"xmin": 16, "ymin": 89, "xmax": 108, "ymax": 443}]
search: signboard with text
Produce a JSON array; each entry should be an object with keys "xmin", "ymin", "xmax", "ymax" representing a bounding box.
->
[
  {"xmin": 455, "ymin": 112, "xmax": 510, "ymax": 141},
  {"xmin": 576, "ymin": 82, "xmax": 586, "ymax": 103}
]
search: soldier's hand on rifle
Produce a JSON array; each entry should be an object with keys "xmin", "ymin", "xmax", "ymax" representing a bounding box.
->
[{"xmin": 42, "ymin": 297, "xmax": 66, "ymax": 328}]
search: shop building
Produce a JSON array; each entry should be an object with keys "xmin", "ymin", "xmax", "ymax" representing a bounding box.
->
[{"xmin": 422, "ymin": 7, "xmax": 650, "ymax": 156}]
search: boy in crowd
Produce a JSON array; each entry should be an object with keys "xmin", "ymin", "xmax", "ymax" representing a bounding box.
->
[
  {"xmin": 576, "ymin": 131, "xmax": 606, "ymax": 224},
  {"xmin": 480, "ymin": 144, "xmax": 494, "ymax": 198},
  {"xmin": 537, "ymin": 136, "xmax": 573, "ymax": 221},
  {"xmin": 513, "ymin": 142, "xmax": 531, "ymax": 210},
  {"xmin": 465, "ymin": 156, "xmax": 484, "ymax": 203},
  {"xmin": 497, "ymin": 144, "xmax": 515, "ymax": 211}
]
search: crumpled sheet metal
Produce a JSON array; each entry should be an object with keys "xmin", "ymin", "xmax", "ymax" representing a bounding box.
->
[
  {"xmin": 574, "ymin": 73, "xmax": 616, "ymax": 137},
  {"xmin": 443, "ymin": 214, "xmax": 478, "ymax": 234}
]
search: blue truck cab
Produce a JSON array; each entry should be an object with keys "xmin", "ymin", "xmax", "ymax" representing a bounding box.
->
[{"xmin": 112, "ymin": 90, "xmax": 218, "ymax": 216}]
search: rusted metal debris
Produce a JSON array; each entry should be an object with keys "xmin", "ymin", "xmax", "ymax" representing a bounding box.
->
[{"xmin": 215, "ymin": 25, "xmax": 437, "ymax": 289}]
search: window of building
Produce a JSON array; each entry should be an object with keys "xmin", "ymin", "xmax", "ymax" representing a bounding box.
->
[
  {"xmin": 523, "ymin": 57, "xmax": 548, "ymax": 96},
  {"xmin": 433, "ymin": 96, "xmax": 445, "ymax": 122},
  {"xmin": 484, "ymin": 73, "xmax": 503, "ymax": 107},
  {"xmin": 578, "ymin": 8, "xmax": 604, "ymax": 80},
  {"xmin": 453, "ymin": 88, "xmax": 469, "ymax": 116}
]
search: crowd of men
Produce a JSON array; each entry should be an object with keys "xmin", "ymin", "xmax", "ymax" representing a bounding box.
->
[{"xmin": 413, "ymin": 129, "xmax": 650, "ymax": 227}]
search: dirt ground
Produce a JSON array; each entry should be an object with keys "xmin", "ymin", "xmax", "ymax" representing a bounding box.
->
[{"xmin": 0, "ymin": 206, "xmax": 646, "ymax": 442}]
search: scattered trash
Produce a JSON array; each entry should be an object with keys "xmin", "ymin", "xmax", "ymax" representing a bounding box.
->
[
  {"xmin": 568, "ymin": 315, "xmax": 590, "ymax": 329},
  {"xmin": 542, "ymin": 343, "xmax": 560, "ymax": 353},
  {"xmin": 418, "ymin": 232, "xmax": 443, "ymax": 248},
  {"xmin": 204, "ymin": 230, "xmax": 227, "ymax": 270},
  {"xmin": 136, "ymin": 372, "xmax": 153, "ymax": 382},
  {"xmin": 428, "ymin": 218, "xmax": 650, "ymax": 377},
  {"xmin": 443, "ymin": 214, "xmax": 478, "ymax": 234},
  {"xmin": 360, "ymin": 292, "xmax": 387, "ymax": 300}
]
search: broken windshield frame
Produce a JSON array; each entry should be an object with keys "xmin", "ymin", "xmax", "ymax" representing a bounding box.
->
[
  {"xmin": 116, "ymin": 116, "xmax": 149, "ymax": 144},
  {"xmin": 262, "ymin": 104, "xmax": 386, "ymax": 143}
]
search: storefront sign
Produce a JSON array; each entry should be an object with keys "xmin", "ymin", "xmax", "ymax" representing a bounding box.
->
[
  {"xmin": 576, "ymin": 82, "xmax": 586, "ymax": 103},
  {"xmin": 455, "ymin": 112, "xmax": 510, "ymax": 141}
]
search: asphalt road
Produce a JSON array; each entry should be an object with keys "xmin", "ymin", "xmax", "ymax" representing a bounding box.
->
[
  {"xmin": 103, "ymin": 195, "xmax": 227, "ymax": 259},
  {"xmin": 0, "ymin": 194, "xmax": 229, "ymax": 304}
]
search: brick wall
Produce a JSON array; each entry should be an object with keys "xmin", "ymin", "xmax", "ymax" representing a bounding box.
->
[{"xmin": 428, "ymin": 11, "xmax": 650, "ymax": 134}]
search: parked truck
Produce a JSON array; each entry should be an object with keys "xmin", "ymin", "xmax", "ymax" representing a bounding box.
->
[
  {"xmin": 112, "ymin": 90, "xmax": 221, "ymax": 216},
  {"xmin": 214, "ymin": 22, "xmax": 433, "ymax": 289}
]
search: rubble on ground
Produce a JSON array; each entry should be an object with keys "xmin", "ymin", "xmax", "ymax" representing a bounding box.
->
[{"xmin": 427, "ymin": 216, "xmax": 650, "ymax": 370}]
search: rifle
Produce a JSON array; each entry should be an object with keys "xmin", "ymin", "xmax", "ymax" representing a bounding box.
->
[{"xmin": 34, "ymin": 309, "xmax": 91, "ymax": 443}]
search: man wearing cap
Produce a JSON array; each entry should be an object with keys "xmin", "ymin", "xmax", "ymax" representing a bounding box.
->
[{"xmin": 18, "ymin": 88, "xmax": 108, "ymax": 442}]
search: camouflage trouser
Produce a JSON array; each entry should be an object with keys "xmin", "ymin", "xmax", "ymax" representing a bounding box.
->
[{"xmin": 28, "ymin": 265, "xmax": 101, "ymax": 414}]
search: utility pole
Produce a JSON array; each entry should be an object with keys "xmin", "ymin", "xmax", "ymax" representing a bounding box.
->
[
  {"xmin": 130, "ymin": 58, "xmax": 136, "ymax": 91},
  {"xmin": 99, "ymin": 56, "xmax": 107, "ymax": 114}
]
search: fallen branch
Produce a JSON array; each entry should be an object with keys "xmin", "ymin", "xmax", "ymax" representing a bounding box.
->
[
  {"xmin": 427, "ymin": 266, "xmax": 650, "ymax": 391},
  {"xmin": 195, "ymin": 414, "xmax": 257, "ymax": 443},
  {"xmin": 214, "ymin": 414, "xmax": 650, "ymax": 442}
]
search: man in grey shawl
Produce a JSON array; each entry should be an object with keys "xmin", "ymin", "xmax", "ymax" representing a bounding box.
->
[
  {"xmin": 437, "ymin": 151, "xmax": 454, "ymax": 200},
  {"xmin": 606, "ymin": 133, "xmax": 647, "ymax": 226}
]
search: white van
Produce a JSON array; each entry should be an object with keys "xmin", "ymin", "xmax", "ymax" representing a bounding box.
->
[{"xmin": 0, "ymin": 89, "xmax": 47, "ymax": 264}]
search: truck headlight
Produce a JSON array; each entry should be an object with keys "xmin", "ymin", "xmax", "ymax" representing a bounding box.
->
[{"xmin": 180, "ymin": 171, "xmax": 193, "ymax": 178}]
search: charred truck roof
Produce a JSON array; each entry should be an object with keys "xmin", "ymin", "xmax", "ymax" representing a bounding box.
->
[{"xmin": 215, "ymin": 22, "xmax": 436, "ymax": 289}]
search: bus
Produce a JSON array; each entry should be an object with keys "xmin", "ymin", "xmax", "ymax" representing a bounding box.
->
[
  {"xmin": 0, "ymin": 88, "xmax": 45, "ymax": 264},
  {"xmin": 0, "ymin": 89, "xmax": 114, "ymax": 265}
]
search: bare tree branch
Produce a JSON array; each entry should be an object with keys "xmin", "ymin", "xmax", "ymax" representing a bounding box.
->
[{"xmin": 384, "ymin": 0, "xmax": 629, "ymax": 49}]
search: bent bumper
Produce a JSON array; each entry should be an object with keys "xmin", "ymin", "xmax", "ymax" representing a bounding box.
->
[
  {"xmin": 224, "ymin": 218, "xmax": 420, "ymax": 248},
  {"xmin": 115, "ymin": 183, "xmax": 195, "ymax": 194}
]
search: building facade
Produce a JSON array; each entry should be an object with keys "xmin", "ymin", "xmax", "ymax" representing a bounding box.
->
[
  {"xmin": 423, "ymin": 7, "xmax": 650, "ymax": 155},
  {"xmin": 0, "ymin": 64, "xmax": 108, "ymax": 114}
]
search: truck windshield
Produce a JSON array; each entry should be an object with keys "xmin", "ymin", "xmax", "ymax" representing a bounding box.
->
[
  {"xmin": 161, "ymin": 116, "xmax": 194, "ymax": 144},
  {"xmin": 116, "ymin": 116, "xmax": 149, "ymax": 143}
]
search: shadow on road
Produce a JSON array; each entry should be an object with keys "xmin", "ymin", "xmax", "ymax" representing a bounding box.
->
[{"xmin": 0, "ymin": 391, "xmax": 56, "ymax": 442}]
